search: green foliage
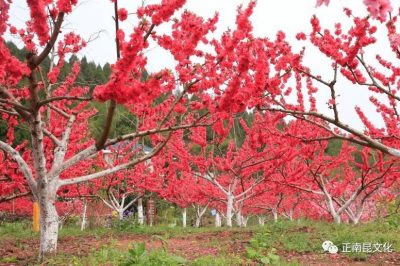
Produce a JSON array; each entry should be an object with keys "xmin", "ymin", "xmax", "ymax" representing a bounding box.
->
[
  {"xmin": 249, "ymin": 218, "xmax": 400, "ymax": 263},
  {"xmin": 111, "ymin": 216, "xmax": 138, "ymax": 231},
  {"xmin": 87, "ymin": 242, "xmax": 128, "ymax": 265},
  {"xmin": 381, "ymin": 199, "xmax": 400, "ymax": 229},
  {"xmin": 0, "ymin": 256, "xmax": 17, "ymax": 263},
  {"xmin": 43, "ymin": 242, "xmax": 127, "ymax": 266},
  {"xmin": 246, "ymin": 231, "xmax": 281, "ymax": 265},
  {"xmin": 324, "ymin": 139, "xmax": 343, "ymax": 156},
  {"xmin": 190, "ymin": 255, "xmax": 243, "ymax": 266},
  {"xmin": 123, "ymin": 242, "xmax": 147, "ymax": 265},
  {"xmin": 1, "ymin": 220, "xmax": 400, "ymax": 265},
  {"xmin": 89, "ymin": 102, "xmax": 138, "ymax": 140},
  {"xmin": 157, "ymin": 200, "xmax": 181, "ymax": 226},
  {"xmin": 0, "ymin": 220, "xmax": 35, "ymax": 239},
  {"xmin": 123, "ymin": 242, "xmax": 186, "ymax": 266}
]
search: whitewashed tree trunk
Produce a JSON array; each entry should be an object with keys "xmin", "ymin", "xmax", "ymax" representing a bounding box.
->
[
  {"xmin": 138, "ymin": 198, "xmax": 144, "ymax": 225},
  {"xmin": 346, "ymin": 202, "xmax": 366, "ymax": 224},
  {"xmin": 38, "ymin": 191, "xmax": 59, "ymax": 258},
  {"xmin": 193, "ymin": 204, "xmax": 209, "ymax": 228},
  {"xmin": 352, "ymin": 207, "xmax": 364, "ymax": 224},
  {"xmin": 346, "ymin": 210, "xmax": 360, "ymax": 224},
  {"xmin": 352, "ymin": 216, "xmax": 360, "ymax": 224},
  {"xmin": 80, "ymin": 201, "xmax": 87, "ymax": 231},
  {"xmin": 195, "ymin": 216, "xmax": 201, "ymax": 227},
  {"xmin": 333, "ymin": 214, "xmax": 341, "ymax": 224},
  {"xmin": 236, "ymin": 210, "xmax": 242, "ymax": 227},
  {"xmin": 118, "ymin": 209, "xmax": 124, "ymax": 221},
  {"xmin": 272, "ymin": 209, "xmax": 278, "ymax": 222},
  {"xmin": 324, "ymin": 197, "xmax": 342, "ymax": 224},
  {"xmin": 258, "ymin": 216, "xmax": 266, "ymax": 226},
  {"xmin": 215, "ymin": 212, "xmax": 222, "ymax": 227},
  {"xmin": 241, "ymin": 216, "xmax": 249, "ymax": 227},
  {"xmin": 182, "ymin": 208, "xmax": 187, "ymax": 228},
  {"xmin": 288, "ymin": 209, "xmax": 294, "ymax": 221},
  {"xmin": 226, "ymin": 194, "xmax": 234, "ymax": 227},
  {"xmin": 100, "ymin": 191, "xmax": 138, "ymax": 222}
]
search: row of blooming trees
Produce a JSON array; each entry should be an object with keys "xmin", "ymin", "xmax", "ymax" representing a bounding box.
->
[
  {"xmin": 147, "ymin": 112, "xmax": 399, "ymax": 225},
  {"xmin": 0, "ymin": 0, "xmax": 399, "ymax": 259}
]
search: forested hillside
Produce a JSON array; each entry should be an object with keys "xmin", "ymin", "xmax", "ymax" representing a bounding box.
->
[{"xmin": 0, "ymin": 42, "xmax": 141, "ymax": 143}]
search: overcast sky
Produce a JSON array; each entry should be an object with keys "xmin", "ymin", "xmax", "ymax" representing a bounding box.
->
[
  {"xmin": 9, "ymin": 0, "xmax": 374, "ymax": 65},
  {"xmin": 8, "ymin": 0, "xmax": 400, "ymax": 130}
]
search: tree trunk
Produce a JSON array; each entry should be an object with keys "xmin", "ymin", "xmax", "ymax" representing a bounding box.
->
[
  {"xmin": 80, "ymin": 201, "xmax": 87, "ymax": 231},
  {"xmin": 182, "ymin": 208, "xmax": 187, "ymax": 228},
  {"xmin": 241, "ymin": 216, "xmax": 248, "ymax": 227},
  {"xmin": 226, "ymin": 195, "xmax": 234, "ymax": 227},
  {"xmin": 38, "ymin": 195, "xmax": 59, "ymax": 259},
  {"xmin": 195, "ymin": 216, "xmax": 201, "ymax": 228},
  {"xmin": 236, "ymin": 210, "xmax": 242, "ymax": 227},
  {"xmin": 333, "ymin": 214, "xmax": 341, "ymax": 224},
  {"xmin": 288, "ymin": 209, "xmax": 294, "ymax": 221},
  {"xmin": 146, "ymin": 198, "xmax": 156, "ymax": 227},
  {"xmin": 118, "ymin": 209, "xmax": 124, "ymax": 221},
  {"xmin": 349, "ymin": 204, "xmax": 365, "ymax": 225},
  {"xmin": 347, "ymin": 211, "xmax": 361, "ymax": 224},
  {"xmin": 258, "ymin": 216, "xmax": 266, "ymax": 226},
  {"xmin": 272, "ymin": 209, "xmax": 278, "ymax": 222},
  {"xmin": 137, "ymin": 198, "xmax": 144, "ymax": 225},
  {"xmin": 215, "ymin": 212, "xmax": 222, "ymax": 227}
]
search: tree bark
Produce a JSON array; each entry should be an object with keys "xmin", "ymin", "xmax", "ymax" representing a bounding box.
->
[
  {"xmin": 80, "ymin": 201, "xmax": 87, "ymax": 231},
  {"xmin": 226, "ymin": 194, "xmax": 234, "ymax": 227},
  {"xmin": 118, "ymin": 209, "xmax": 124, "ymax": 221},
  {"xmin": 182, "ymin": 208, "xmax": 187, "ymax": 228},
  {"xmin": 241, "ymin": 216, "xmax": 248, "ymax": 227},
  {"xmin": 138, "ymin": 198, "xmax": 144, "ymax": 225},
  {"xmin": 195, "ymin": 216, "xmax": 201, "ymax": 228},
  {"xmin": 236, "ymin": 210, "xmax": 242, "ymax": 227},
  {"xmin": 272, "ymin": 209, "xmax": 278, "ymax": 222},
  {"xmin": 215, "ymin": 212, "xmax": 222, "ymax": 227},
  {"xmin": 258, "ymin": 216, "xmax": 266, "ymax": 226},
  {"xmin": 288, "ymin": 209, "xmax": 294, "ymax": 221},
  {"xmin": 332, "ymin": 213, "xmax": 341, "ymax": 224},
  {"xmin": 38, "ymin": 193, "xmax": 59, "ymax": 259}
]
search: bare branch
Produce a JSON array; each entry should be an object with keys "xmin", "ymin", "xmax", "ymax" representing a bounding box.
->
[
  {"xmin": 43, "ymin": 128, "xmax": 62, "ymax": 146},
  {"xmin": 0, "ymin": 191, "xmax": 31, "ymax": 203},
  {"xmin": 29, "ymin": 12, "xmax": 65, "ymax": 67},
  {"xmin": 58, "ymin": 133, "xmax": 171, "ymax": 187},
  {"xmin": 259, "ymin": 106, "xmax": 400, "ymax": 156},
  {"xmin": 38, "ymin": 96, "xmax": 93, "ymax": 107}
]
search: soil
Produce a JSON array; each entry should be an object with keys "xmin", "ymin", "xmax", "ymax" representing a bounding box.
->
[{"xmin": 0, "ymin": 231, "xmax": 399, "ymax": 265}]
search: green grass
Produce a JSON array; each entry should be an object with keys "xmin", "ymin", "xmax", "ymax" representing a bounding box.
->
[
  {"xmin": 0, "ymin": 220, "xmax": 37, "ymax": 239},
  {"xmin": 250, "ymin": 219, "xmax": 400, "ymax": 260},
  {"xmin": 191, "ymin": 255, "xmax": 243, "ymax": 266},
  {"xmin": 1, "ymin": 217, "xmax": 399, "ymax": 265}
]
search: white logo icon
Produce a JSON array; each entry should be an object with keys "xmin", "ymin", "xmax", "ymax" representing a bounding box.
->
[{"xmin": 322, "ymin": 240, "xmax": 338, "ymax": 254}]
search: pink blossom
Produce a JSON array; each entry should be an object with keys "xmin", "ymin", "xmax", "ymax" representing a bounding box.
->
[
  {"xmin": 315, "ymin": 0, "xmax": 330, "ymax": 7},
  {"xmin": 389, "ymin": 33, "xmax": 400, "ymax": 47},
  {"xmin": 118, "ymin": 8, "xmax": 128, "ymax": 21},
  {"xmin": 363, "ymin": 0, "xmax": 393, "ymax": 21}
]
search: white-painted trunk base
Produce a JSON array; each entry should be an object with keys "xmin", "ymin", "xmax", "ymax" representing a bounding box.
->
[
  {"xmin": 39, "ymin": 200, "xmax": 59, "ymax": 258},
  {"xmin": 182, "ymin": 208, "xmax": 187, "ymax": 228},
  {"xmin": 138, "ymin": 198, "xmax": 144, "ymax": 225},
  {"xmin": 215, "ymin": 213, "xmax": 222, "ymax": 227}
]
